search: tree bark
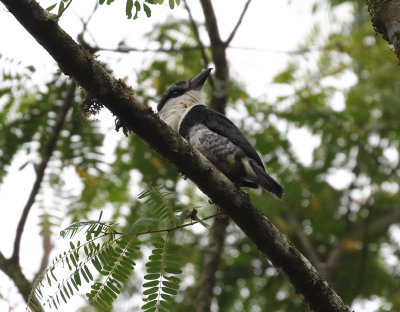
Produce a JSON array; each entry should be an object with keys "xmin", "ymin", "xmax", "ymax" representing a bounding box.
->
[
  {"xmin": 367, "ymin": 0, "xmax": 400, "ymax": 61},
  {"xmin": 195, "ymin": 216, "xmax": 229, "ymax": 312},
  {"xmin": 12, "ymin": 82, "xmax": 76, "ymax": 264},
  {"xmin": 0, "ymin": 81, "xmax": 75, "ymax": 310},
  {"xmin": 0, "ymin": 1, "xmax": 350, "ymax": 311},
  {"xmin": 0, "ymin": 252, "xmax": 32, "ymax": 302},
  {"xmin": 199, "ymin": 0, "xmax": 230, "ymax": 112}
]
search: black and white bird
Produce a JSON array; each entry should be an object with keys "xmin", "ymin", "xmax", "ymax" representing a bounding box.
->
[{"xmin": 157, "ymin": 68, "xmax": 283, "ymax": 198}]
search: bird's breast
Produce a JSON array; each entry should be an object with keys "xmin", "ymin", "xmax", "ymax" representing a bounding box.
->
[
  {"xmin": 159, "ymin": 103, "xmax": 191, "ymax": 133},
  {"xmin": 159, "ymin": 92, "xmax": 205, "ymax": 133}
]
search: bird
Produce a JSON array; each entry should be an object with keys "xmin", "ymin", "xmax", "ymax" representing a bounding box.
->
[{"xmin": 157, "ymin": 68, "xmax": 283, "ymax": 199}]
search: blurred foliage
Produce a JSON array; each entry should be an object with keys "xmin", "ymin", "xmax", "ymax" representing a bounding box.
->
[
  {"xmin": 1, "ymin": 0, "xmax": 400, "ymax": 311},
  {"xmin": 46, "ymin": 0, "xmax": 179, "ymax": 20}
]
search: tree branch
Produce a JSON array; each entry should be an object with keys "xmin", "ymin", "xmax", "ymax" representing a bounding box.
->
[
  {"xmin": 11, "ymin": 82, "xmax": 76, "ymax": 263},
  {"xmin": 224, "ymin": 0, "xmax": 252, "ymax": 46},
  {"xmin": 92, "ymin": 44, "xmax": 318, "ymax": 55},
  {"xmin": 34, "ymin": 233, "xmax": 53, "ymax": 281},
  {"xmin": 199, "ymin": 0, "xmax": 230, "ymax": 113},
  {"xmin": 182, "ymin": 0, "xmax": 212, "ymax": 84},
  {"xmin": 195, "ymin": 216, "xmax": 229, "ymax": 312},
  {"xmin": 97, "ymin": 45, "xmax": 204, "ymax": 53},
  {"xmin": 366, "ymin": 0, "xmax": 400, "ymax": 62},
  {"xmin": 0, "ymin": 251, "xmax": 33, "ymax": 303},
  {"xmin": 0, "ymin": 1, "xmax": 350, "ymax": 310},
  {"xmin": 56, "ymin": 0, "xmax": 73, "ymax": 19}
]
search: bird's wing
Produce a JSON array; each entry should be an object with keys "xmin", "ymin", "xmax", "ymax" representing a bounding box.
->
[{"xmin": 179, "ymin": 105, "xmax": 265, "ymax": 169}]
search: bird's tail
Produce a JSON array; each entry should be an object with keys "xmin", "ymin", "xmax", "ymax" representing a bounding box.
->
[{"xmin": 250, "ymin": 160, "xmax": 283, "ymax": 199}]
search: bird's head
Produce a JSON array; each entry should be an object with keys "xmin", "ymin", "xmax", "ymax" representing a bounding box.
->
[{"xmin": 157, "ymin": 68, "xmax": 212, "ymax": 113}]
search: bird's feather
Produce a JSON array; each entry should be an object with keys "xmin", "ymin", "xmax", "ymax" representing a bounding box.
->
[
  {"xmin": 249, "ymin": 159, "xmax": 283, "ymax": 198},
  {"xmin": 179, "ymin": 105, "xmax": 265, "ymax": 169}
]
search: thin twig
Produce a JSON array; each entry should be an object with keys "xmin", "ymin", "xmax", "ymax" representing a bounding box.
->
[
  {"xmin": 224, "ymin": 0, "xmax": 252, "ymax": 46},
  {"xmin": 230, "ymin": 45, "xmax": 318, "ymax": 54},
  {"xmin": 92, "ymin": 44, "xmax": 318, "ymax": 55},
  {"xmin": 112, "ymin": 212, "xmax": 225, "ymax": 236},
  {"xmin": 56, "ymin": 0, "xmax": 73, "ymax": 19},
  {"xmin": 94, "ymin": 45, "xmax": 205, "ymax": 53},
  {"xmin": 134, "ymin": 212, "xmax": 225, "ymax": 235},
  {"xmin": 182, "ymin": 0, "xmax": 214, "ymax": 87},
  {"xmin": 11, "ymin": 82, "xmax": 77, "ymax": 264},
  {"xmin": 34, "ymin": 233, "xmax": 53, "ymax": 281},
  {"xmin": 83, "ymin": 1, "xmax": 98, "ymax": 31},
  {"xmin": 77, "ymin": 1, "xmax": 99, "ymax": 49},
  {"xmin": 182, "ymin": 0, "xmax": 209, "ymax": 65}
]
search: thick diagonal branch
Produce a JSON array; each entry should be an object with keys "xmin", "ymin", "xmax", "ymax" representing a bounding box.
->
[
  {"xmin": 367, "ymin": 0, "xmax": 400, "ymax": 61},
  {"xmin": 0, "ymin": 1, "xmax": 350, "ymax": 311}
]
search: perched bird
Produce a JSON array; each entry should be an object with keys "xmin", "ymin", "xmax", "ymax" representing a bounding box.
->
[{"xmin": 157, "ymin": 68, "xmax": 283, "ymax": 198}]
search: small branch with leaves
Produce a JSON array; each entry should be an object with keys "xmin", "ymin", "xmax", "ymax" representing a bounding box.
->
[{"xmin": 28, "ymin": 187, "xmax": 220, "ymax": 311}]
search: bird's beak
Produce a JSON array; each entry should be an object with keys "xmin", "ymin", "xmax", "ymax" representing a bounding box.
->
[{"xmin": 189, "ymin": 68, "xmax": 212, "ymax": 90}]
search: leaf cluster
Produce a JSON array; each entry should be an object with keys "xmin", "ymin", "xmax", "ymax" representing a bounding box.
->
[{"xmin": 28, "ymin": 187, "xmax": 201, "ymax": 311}]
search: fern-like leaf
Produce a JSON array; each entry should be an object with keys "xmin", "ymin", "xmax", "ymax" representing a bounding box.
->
[
  {"xmin": 138, "ymin": 186, "xmax": 186, "ymax": 228},
  {"xmin": 28, "ymin": 217, "xmax": 119, "ymax": 311},
  {"xmin": 86, "ymin": 234, "xmax": 141, "ymax": 309},
  {"xmin": 60, "ymin": 215, "xmax": 117, "ymax": 239},
  {"xmin": 28, "ymin": 187, "xmax": 203, "ymax": 311},
  {"xmin": 142, "ymin": 233, "xmax": 182, "ymax": 311}
]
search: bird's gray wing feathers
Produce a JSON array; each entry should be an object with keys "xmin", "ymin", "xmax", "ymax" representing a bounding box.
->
[
  {"xmin": 179, "ymin": 105, "xmax": 283, "ymax": 198},
  {"xmin": 179, "ymin": 105, "xmax": 265, "ymax": 169},
  {"xmin": 249, "ymin": 159, "xmax": 283, "ymax": 198}
]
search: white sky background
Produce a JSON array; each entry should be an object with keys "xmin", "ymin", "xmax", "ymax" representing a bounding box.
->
[{"xmin": 0, "ymin": 0, "xmax": 381, "ymax": 311}]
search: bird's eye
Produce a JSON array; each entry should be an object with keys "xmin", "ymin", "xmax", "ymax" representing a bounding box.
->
[{"xmin": 170, "ymin": 90, "xmax": 181, "ymax": 97}]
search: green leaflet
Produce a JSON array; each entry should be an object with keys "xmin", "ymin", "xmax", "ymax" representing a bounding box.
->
[
  {"xmin": 87, "ymin": 235, "xmax": 141, "ymax": 309},
  {"xmin": 142, "ymin": 233, "xmax": 182, "ymax": 311}
]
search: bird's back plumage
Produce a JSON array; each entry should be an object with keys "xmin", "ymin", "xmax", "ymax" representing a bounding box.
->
[
  {"xmin": 180, "ymin": 105, "xmax": 283, "ymax": 198},
  {"xmin": 180, "ymin": 105, "xmax": 264, "ymax": 167}
]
